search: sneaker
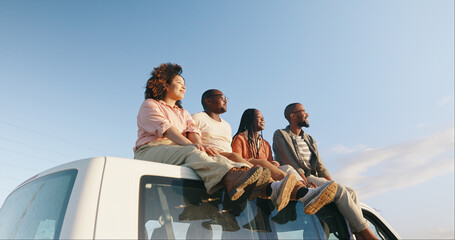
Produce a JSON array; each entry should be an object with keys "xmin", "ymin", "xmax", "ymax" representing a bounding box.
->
[
  {"xmin": 269, "ymin": 173, "xmax": 297, "ymax": 212},
  {"xmin": 300, "ymin": 181, "xmax": 337, "ymax": 215},
  {"xmin": 222, "ymin": 166, "xmax": 263, "ymax": 201},
  {"xmin": 248, "ymin": 168, "xmax": 272, "ymax": 201}
]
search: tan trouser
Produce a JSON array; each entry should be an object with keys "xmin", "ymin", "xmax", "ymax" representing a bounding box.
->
[
  {"xmin": 134, "ymin": 144, "xmax": 249, "ymax": 194},
  {"xmin": 279, "ymin": 165, "xmax": 305, "ymax": 181},
  {"xmin": 307, "ymin": 175, "xmax": 369, "ymax": 233}
]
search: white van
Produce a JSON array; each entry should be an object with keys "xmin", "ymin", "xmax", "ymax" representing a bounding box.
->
[{"xmin": 0, "ymin": 156, "xmax": 400, "ymax": 239}]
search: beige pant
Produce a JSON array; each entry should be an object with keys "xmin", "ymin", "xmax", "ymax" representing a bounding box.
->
[
  {"xmin": 307, "ymin": 175, "xmax": 369, "ymax": 233},
  {"xmin": 279, "ymin": 165, "xmax": 305, "ymax": 181},
  {"xmin": 134, "ymin": 144, "xmax": 249, "ymax": 194}
]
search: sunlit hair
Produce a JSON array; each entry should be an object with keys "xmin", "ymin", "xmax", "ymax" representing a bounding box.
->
[
  {"xmin": 145, "ymin": 63, "xmax": 183, "ymax": 108},
  {"xmin": 284, "ymin": 103, "xmax": 300, "ymax": 122},
  {"xmin": 201, "ymin": 89, "xmax": 218, "ymax": 110}
]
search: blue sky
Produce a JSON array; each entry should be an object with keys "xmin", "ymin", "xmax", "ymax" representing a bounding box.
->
[{"xmin": 1, "ymin": 1, "xmax": 454, "ymax": 238}]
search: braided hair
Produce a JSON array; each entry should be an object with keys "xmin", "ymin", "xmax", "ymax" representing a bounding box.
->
[
  {"xmin": 235, "ymin": 108, "xmax": 263, "ymax": 158},
  {"xmin": 145, "ymin": 63, "xmax": 183, "ymax": 108}
]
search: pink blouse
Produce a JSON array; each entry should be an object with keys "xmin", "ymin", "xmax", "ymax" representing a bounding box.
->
[{"xmin": 134, "ymin": 99, "xmax": 201, "ymax": 152}]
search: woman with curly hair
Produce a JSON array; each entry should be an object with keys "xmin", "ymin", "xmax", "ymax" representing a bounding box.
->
[{"xmin": 133, "ymin": 63, "xmax": 296, "ymax": 210}]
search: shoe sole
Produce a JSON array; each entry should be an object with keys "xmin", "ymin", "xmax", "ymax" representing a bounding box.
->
[
  {"xmin": 229, "ymin": 166, "xmax": 263, "ymax": 201},
  {"xmin": 248, "ymin": 168, "xmax": 272, "ymax": 201},
  {"xmin": 304, "ymin": 182, "xmax": 337, "ymax": 215},
  {"xmin": 274, "ymin": 174, "xmax": 297, "ymax": 212}
]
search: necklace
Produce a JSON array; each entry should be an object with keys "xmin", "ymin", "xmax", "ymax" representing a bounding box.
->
[{"xmin": 248, "ymin": 134, "xmax": 262, "ymax": 159}]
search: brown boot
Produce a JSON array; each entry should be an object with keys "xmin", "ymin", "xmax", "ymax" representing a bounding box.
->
[
  {"xmin": 222, "ymin": 166, "xmax": 263, "ymax": 201},
  {"xmin": 248, "ymin": 168, "xmax": 272, "ymax": 201}
]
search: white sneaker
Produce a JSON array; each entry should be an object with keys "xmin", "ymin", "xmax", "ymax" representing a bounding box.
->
[
  {"xmin": 300, "ymin": 181, "xmax": 337, "ymax": 215},
  {"xmin": 269, "ymin": 173, "xmax": 297, "ymax": 211}
]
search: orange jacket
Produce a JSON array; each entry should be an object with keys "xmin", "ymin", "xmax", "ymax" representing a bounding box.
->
[{"xmin": 232, "ymin": 133, "xmax": 274, "ymax": 163}]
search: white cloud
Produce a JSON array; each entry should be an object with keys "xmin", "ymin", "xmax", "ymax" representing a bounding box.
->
[
  {"xmin": 437, "ymin": 96, "xmax": 454, "ymax": 106},
  {"xmin": 425, "ymin": 227, "xmax": 455, "ymax": 239},
  {"xmin": 416, "ymin": 122, "xmax": 426, "ymax": 128},
  {"xmin": 329, "ymin": 144, "xmax": 369, "ymax": 154},
  {"xmin": 332, "ymin": 127, "xmax": 455, "ymax": 199}
]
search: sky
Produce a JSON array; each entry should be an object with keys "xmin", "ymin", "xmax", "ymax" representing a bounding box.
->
[{"xmin": 0, "ymin": 0, "xmax": 453, "ymax": 238}]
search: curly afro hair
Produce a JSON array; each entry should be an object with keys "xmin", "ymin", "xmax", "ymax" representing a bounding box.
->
[{"xmin": 145, "ymin": 63, "xmax": 183, "ymax": 107}]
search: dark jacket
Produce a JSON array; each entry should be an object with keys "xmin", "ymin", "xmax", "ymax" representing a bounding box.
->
[{"xmin": 273, "ymin": 126, "xmax": 329, "ymax": 178}]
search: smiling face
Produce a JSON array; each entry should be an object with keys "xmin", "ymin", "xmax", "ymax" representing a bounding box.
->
[
  {"xmin": 164, "ymin": 75, "xmax": 186, "ymax": 101},
  {"xmin": 253, "ymin": 110, "xmax": 265, "ymax": 131}
]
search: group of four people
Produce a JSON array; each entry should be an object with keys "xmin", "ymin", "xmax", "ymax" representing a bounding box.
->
[{"xmin": 133, "ymin": 63, "xmax": 377, "ymax": 239}]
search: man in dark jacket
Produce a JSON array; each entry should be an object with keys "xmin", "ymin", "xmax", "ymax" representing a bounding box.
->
[{"xmin": 273, "ymin": 103, "xmax": 377, "ymax": 240}]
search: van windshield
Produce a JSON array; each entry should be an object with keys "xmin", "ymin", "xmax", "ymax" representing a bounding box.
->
[
  {"xmin": 0, "ymin": 169, "xmax": 77, "ymax": 239},
  {"xmin": 139, "ymin": 176, "xmax": 351, "ymax": 239}
]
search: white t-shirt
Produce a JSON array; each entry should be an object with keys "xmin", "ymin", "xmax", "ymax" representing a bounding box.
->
[{"xmin": 192, "ymin": 112, "xmax": 233, "ymax": 152}]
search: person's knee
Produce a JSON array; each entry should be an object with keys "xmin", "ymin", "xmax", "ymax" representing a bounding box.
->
[
  {"xmin": 220, "ymin": 152, "xmax": 243, "ymax": 162},
  {"xmin": 249, "ymin": 158, "xmax": 267, "ymax": 165},
  {"xmin": 345, "ymin": 186, "xmax": 359, "ymax": 200},
  {"xmin": 225, "ymin": 152, "xmax": 240, "ymax": 159},
  {"xmin": 332, "ymin": 184, "xmax": 349, "ymax": 204},
  {"xmin": 230, "ymin": 152, "xmax": 242, "ymax": 159},
  {"xmin": 278, "ymin": 165, "xmax": 294, "ymax": 173},
  {"xmin": 337, "ymin": 184, "xmax": 348, "ymax": 195},
  {"xmin": 346, "ymin": 186, "xmax": 357, "ymax": 194}
]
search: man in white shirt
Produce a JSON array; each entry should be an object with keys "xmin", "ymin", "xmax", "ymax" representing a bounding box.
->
[{"xmin": 191, "ymin": 106, "xmax": 232, "ymax": 153}]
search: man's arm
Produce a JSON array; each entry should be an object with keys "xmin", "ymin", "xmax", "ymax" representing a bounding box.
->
[
  {"xmin": 315, "ymin": 160, "xmax": 332, "ymax": 181},
  {"xmin": 307, "ymin": 134, "xmax": 332, "ymax": 180}
]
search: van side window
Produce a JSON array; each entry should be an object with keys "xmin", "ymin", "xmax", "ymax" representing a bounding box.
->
[
  {"xmin": 362, "ymin": 210, "xmax": 399, "ymax": 240},
  {"xmin": 0, "ymin": 170, "xmax": 77, "ymax": 239},
  {"xmin": 139, "ymin": 176, "xmax": 351, "ymax": 240}
]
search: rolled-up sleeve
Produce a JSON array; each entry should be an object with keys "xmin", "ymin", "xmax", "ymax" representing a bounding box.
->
[
  {"xmin": 231, "ymin": 135, "xmax": 246, "ymax": 158},
  {"xmin": 308, "ymin": 135, "xmax": 330, "ymax": 178},
  {"xmin": 264, "ymin": 141, "xmax": 274, "ymax": 163},
  {"xmin": 183, "ymin": 110, "xmax": 202, "ymax": 136},
  {"xmin": 138, "ymin": 100, "xmax": 173, "ymax": 138}
]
